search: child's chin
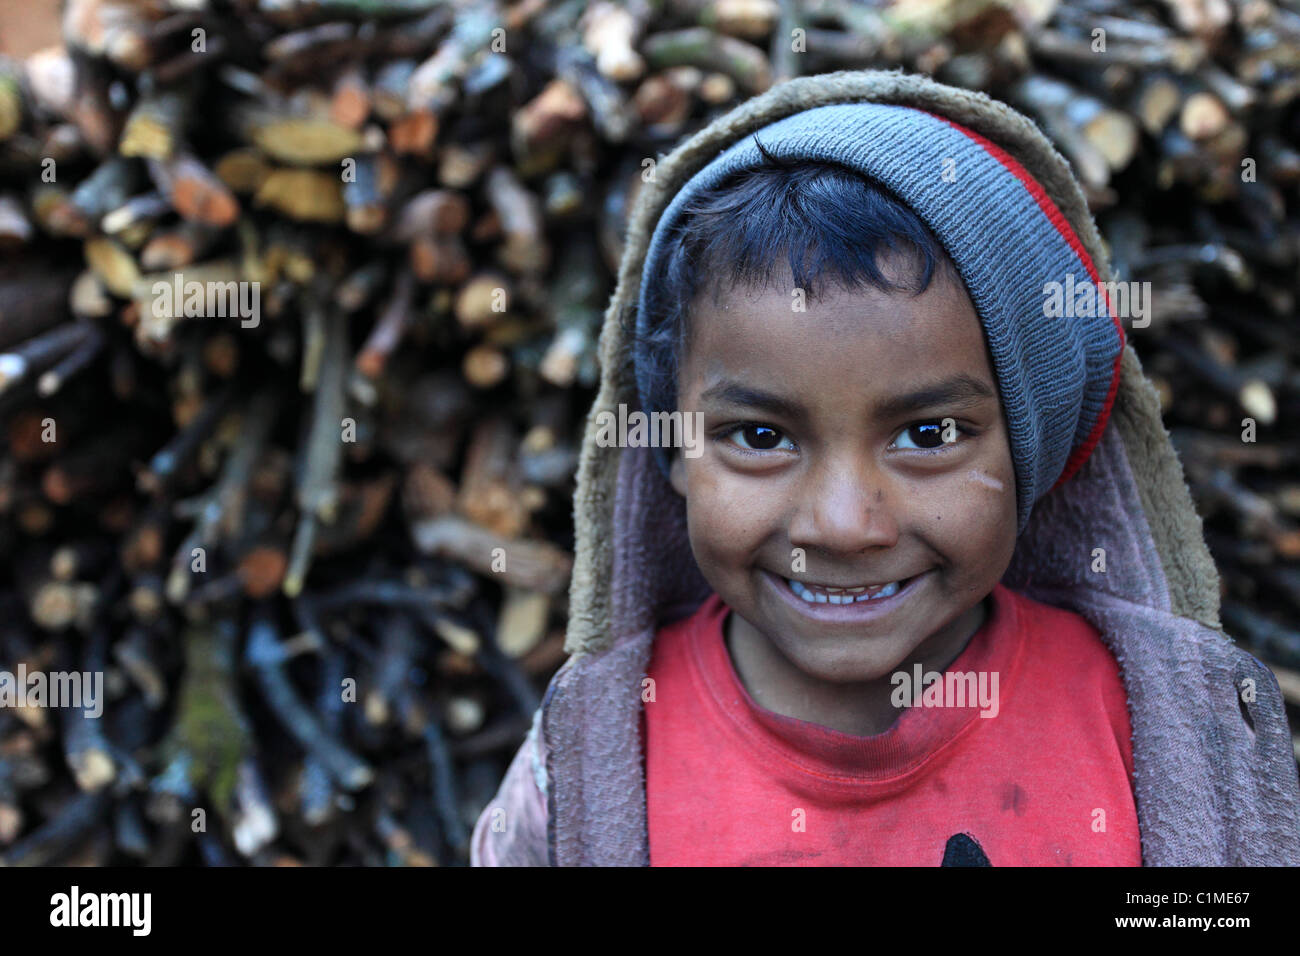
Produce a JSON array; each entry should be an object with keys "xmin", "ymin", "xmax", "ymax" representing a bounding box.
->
[{"xmin": 785, "ymin": 643, "xmax": 913, "ymax": 686}]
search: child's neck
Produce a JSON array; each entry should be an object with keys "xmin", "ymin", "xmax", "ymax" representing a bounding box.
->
[{"xmin": 723, "ymin": 598, "xmax": 989, "ymax": 738}]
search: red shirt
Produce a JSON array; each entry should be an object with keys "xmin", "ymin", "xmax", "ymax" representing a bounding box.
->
[{"xmin": 643, "ymin": 584, "xmax": 1141, "ymax": 866}]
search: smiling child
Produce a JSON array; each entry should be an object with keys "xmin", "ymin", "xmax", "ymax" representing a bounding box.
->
[
  {"xmin": 471, "ymin": 70, "xmax": 1300, "ymax": 867},
  {"xmin": 633, "ymin": 130, "xmax": 1140, "ymax": 866}
]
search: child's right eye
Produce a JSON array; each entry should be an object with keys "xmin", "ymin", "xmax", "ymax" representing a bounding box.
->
[{"xmin": 724, "ymin": 424, "xmax": 795, "ymax": 452}]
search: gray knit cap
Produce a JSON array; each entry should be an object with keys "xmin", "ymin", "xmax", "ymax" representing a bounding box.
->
[{"xmin": 634, "ymin": 102, "xmax": 1126, "ymax": 534}]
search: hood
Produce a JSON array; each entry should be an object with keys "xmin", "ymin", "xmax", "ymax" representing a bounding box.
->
[
  {"xmin": 568, "ymin": 68, "xmax": 1220, "ymax": 654},
  {"xmin": 543, "ymin": 69, "xmax": 1300, "ymax": 866}
]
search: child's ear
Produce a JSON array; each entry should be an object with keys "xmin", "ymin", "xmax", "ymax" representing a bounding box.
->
[{"xmin": 669, "ymin": 450, "xmax": 687, "ymax": 498}]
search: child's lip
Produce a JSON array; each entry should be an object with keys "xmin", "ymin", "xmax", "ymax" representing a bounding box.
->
[
  {"xmin": 795, "ymin": 578, "xmax": 905, "ymax": 594},
  {"xmin": 763, "ymin": 568, "xmax": 928, "ymax": 622}
]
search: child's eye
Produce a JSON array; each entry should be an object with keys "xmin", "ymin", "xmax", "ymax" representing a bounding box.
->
[
  {"xmin": 725, "ymin": 424, "xmax": 795, "ymax": 452},
  {"xmin": 891, "ymin": 420, "xmax": 955, "ymax": 450}
]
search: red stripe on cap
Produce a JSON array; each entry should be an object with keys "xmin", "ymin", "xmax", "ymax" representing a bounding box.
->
[{"xmin": 916, "ymin": 108, "xmax": 1125, "ymax": 489}]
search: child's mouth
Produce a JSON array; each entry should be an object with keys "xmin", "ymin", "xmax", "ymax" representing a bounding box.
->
[
  {"xmin": 766, "ymin": 570, "xmax": 927, "ymax": 620},
  {"xmin": 785, "ymin": 577, "xmax": 910, "ymax": 605},
  {"xmin": 780, "ymin": 574, "xmax": 915, "ymax": 606}
]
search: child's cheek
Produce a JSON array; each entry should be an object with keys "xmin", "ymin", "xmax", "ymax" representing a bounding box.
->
[
  {"xmin": 902, "ymin": 456, "xmax": 1013, "ymax": 551},
  {"xmin": 934, "ymin": 465, "xmax": 1018, "ymax": 571},
  {"xmin": 685, "ymin": 461, "xmax": 771, "ymax": 565},
  {"xmin": 682, "ymin": 457, "xmax": 731, "ymax": 552}
]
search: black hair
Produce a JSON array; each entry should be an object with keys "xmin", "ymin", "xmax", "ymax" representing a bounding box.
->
[{"xmin": 632, "ymin": 137, "xmax": 960, "ymax": 417}]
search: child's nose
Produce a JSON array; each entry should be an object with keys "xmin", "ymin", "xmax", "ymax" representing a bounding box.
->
[{"xmin": 787, "ymin": 457, "xmax": 899, "ymax": 555}]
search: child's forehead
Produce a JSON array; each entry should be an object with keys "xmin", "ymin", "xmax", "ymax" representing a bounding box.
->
[
  {"xmin": 690, "ymin": 267, "xmax": 982, "ymax": 347},
  {"xmin": 684, "ymin": 279, "xmax": 999, "ymax": 403}
]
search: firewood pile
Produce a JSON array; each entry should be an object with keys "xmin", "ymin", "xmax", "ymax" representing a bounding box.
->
[{"xmin": 0, "ymin": 0, "xmax": 1297, "ymax": 865}]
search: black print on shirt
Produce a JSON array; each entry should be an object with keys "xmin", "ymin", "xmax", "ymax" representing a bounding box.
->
[{"xmin": 940, "ymin": 832, "xmax": 992, "ymax": 866}]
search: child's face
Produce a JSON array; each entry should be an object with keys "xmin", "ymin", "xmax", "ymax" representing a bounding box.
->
[{"xmin": 669, "ymin": 257, "xmax": 1019, "ymax": 686}]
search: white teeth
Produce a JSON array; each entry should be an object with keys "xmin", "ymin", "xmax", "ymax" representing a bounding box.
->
[{"xmin": 788, "ymin": 578, "xmax": 903, "ymax": 605}]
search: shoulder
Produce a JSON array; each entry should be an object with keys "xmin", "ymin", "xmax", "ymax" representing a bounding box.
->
[
  {"xmin": 997, "ymin": 586, "xmax": 1136, "ymax": 759},
  {"xmin": 470, "ymin": 705, "xmax": 551, "ymax": 866},
  {"xmin": 997, "ymin": 585, "xmax": 1128, "ymax": 705},
  {"xmin": 1000, "ymin": 585, "xmax": 1111, "ymax": 656},
  {"xmin": 648, "ymin": 592, "xmax": 725, "ymax": 670}
]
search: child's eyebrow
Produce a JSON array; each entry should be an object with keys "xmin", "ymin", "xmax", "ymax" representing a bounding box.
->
[
  {"xmin": 874, "ymin": 375, "xmax": 996, "ymax": 419},
  {"xmin": 697, "ymin": 381, "xmax": 804, "ymax": 419}
]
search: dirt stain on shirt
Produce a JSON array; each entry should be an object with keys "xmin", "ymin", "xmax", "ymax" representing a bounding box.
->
[{"xmin": 1001, "ymin": 782, "xmax": 1028, "ymax": 817}]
